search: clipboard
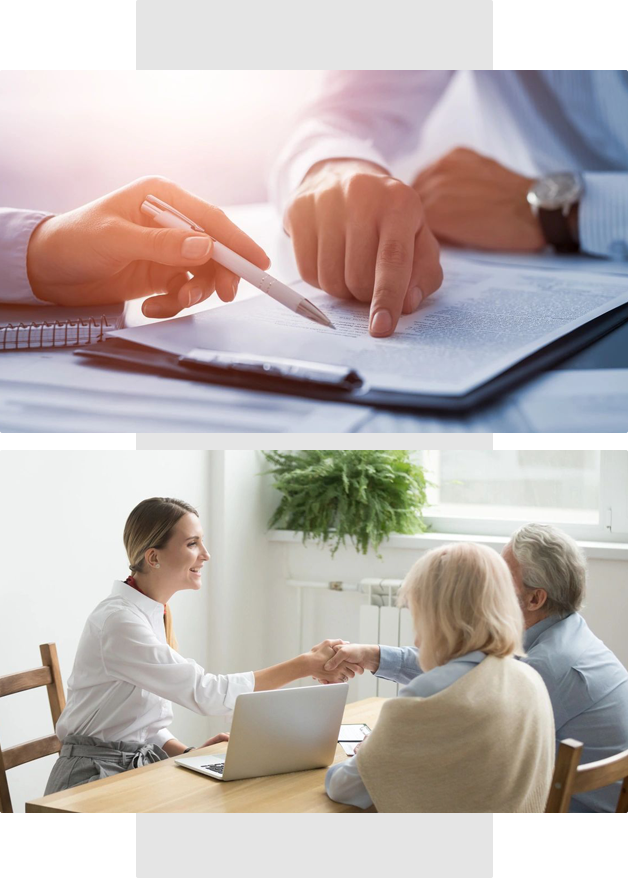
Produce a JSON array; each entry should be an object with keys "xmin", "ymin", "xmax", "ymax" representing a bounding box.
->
[{"xmin": 74, "ymin": 300, "xmax": 628, "ymax": 412}]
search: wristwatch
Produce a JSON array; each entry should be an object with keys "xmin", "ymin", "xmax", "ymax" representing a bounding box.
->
[{"xmin": 526, "ymin": 172, "xmax": 583, "ymax": 253}]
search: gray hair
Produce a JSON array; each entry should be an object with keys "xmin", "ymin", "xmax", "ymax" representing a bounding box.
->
[{"xmin": 506, "ymin": 523, "xmax": 587, "ymax": 617}]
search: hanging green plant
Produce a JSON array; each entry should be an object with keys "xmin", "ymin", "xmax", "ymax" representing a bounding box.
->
[{"xmin": 263, "ymin": 450, "xmax": 431, "ymax": 557}]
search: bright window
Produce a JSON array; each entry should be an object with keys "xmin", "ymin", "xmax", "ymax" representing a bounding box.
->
[{"xmin": 417, "ymin": 450, "xmax": 628, "ymax": 541}]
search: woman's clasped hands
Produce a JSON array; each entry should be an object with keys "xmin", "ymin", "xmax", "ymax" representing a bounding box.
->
[{"xmin": 305, "ymin": 639, "xmax": 364, "ymax": 684}]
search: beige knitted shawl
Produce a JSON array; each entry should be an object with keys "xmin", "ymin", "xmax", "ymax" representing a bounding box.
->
[{"xmin": 357, "ymin": 655, "xmax": 555, "ymax": 812}]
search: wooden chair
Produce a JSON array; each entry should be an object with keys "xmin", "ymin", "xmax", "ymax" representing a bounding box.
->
[
  {"xmin": 0, "ymin": 643, "xmax": 66, "ymax": 812},
  {"xmin": 545, "ymin": 737, "xmax": 628, "ymax": 813}
]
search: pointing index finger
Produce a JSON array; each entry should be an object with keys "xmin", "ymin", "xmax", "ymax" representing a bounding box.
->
[{"xmin": 370, "ymin": 222, "xmax": 415, "ymax": 337}]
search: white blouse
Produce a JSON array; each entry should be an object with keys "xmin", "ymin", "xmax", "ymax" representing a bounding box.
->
[{"xmin": 56, "ymin": 581, "xmax": 255, "ymax": 748}]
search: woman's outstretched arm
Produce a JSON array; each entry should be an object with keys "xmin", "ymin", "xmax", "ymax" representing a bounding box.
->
[{"xmin": 254, "ymin": 640, "xmax": 362, "ymax": 690}]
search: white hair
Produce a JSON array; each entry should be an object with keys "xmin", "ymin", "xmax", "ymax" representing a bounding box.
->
[
  {"xmin": 398, "ymin": 542, "xmax": 524, "ymax": 672},
  {"xmin": 506, "ymin": 523, "xmax": 587, "ymax": 617}
]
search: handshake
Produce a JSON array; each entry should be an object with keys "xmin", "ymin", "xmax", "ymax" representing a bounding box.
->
[{"xmin": 303, "ymin": 640, "xmax": 381, "ymax": 685}]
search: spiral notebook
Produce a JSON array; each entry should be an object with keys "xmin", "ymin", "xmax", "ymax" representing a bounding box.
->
[{"xmin": 0, "ymin": 303, "xmax": 125, "ymax": 352}]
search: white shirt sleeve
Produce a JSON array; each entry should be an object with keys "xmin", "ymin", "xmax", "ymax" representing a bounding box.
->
[
  {"xmin": 0, "ymin": 209, "xmax": 54, "ymax": 304},
  {"xmin": 269, "ymin": 71, "xmax": 455, "ymax": 217},
  {"xmin": 148, "ymin": 727, "xmax": 177, "ymax": 749},
  {"xmin": 325, "ymin": 758, "xmax": 373, "ymax": 810},
  {"xmin": 101, "ymin": 610, "xmax": 255, "ymax": 716}
]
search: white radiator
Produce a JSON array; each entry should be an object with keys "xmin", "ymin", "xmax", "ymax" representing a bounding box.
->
[
  {"xmin": 287, "ymin": 577, "xmax": 415, "ymax": 696},
  {"xmin": 357, "ymin": 579, "xmax": 414, "ymax": 700}
]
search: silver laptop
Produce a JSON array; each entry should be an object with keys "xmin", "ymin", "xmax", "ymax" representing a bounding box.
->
[{"xmin": 174, "ymin": 682, "xmax": 349, "ymax": 781}]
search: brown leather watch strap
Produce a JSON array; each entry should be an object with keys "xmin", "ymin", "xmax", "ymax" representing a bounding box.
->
[{"xmin": 538, "ymin": 207, "xmax": 579, "ymax": 253}]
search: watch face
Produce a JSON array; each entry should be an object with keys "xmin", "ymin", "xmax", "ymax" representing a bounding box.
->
[{"xmin": 527, "ymin": 172, "xmax": 583, "ymax": 211}]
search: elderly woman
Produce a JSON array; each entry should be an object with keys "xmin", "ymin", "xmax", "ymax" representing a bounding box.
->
[{"xmin": 325, "ymin": 542, "xmax": 555, "ymax": 812}]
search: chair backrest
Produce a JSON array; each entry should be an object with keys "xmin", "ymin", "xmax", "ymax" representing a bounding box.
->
[
  {"xmin": 0, "ymin": 643, "xmax": 66, "ymax": 813},
  {"xmin": 545, "ymin": 737, "xmax": 628, "ymax": 813}
]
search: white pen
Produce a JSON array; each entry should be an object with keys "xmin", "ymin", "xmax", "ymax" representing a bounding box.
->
[{"xmin": 140, "ymin": 194, "xmax": 335, "ymax": 329}]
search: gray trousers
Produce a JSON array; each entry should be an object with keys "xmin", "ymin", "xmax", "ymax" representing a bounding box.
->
[{"xmin": 45, "ymin": 734, "xmax": 169, "ymax": 795}]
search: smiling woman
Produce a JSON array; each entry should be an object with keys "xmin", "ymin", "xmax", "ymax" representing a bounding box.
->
[
  {"xmin": 43, "ymin": 495, "xmax": 360, "ymax": 798},
  {"xmin": 122, "ymin": 497, "xmax": 210, "ymax": 650}
]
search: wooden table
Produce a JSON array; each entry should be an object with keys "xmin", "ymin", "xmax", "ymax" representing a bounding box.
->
[{"xmin": 25, "ymin": 697, "xmax": 385, "ymax": 813}]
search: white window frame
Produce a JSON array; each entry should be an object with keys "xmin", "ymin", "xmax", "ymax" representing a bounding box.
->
[{"xmin": 418, "ymin": 450, "xmax": 628, "ymax": 543}]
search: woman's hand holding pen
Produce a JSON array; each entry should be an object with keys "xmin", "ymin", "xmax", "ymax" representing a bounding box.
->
[{"xmin": 26, "ymin": 176, "xmax": 270, "ymax": 318}]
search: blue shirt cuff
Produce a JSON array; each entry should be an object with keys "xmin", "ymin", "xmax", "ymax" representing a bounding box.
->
[
  {"xmin": 375, "ymin": 645, "xmax": 421, "ymax": 685},
  {"xmin": 0, "ymin": 209, "xmax": 55, "ymax": 305},
  {"xmin": 375, "ymin": 644, "xmax": 405, "ymax": 680},
  {"xmin": 579, "ymin": 172, "xmax": 628, "ymax": 259}
]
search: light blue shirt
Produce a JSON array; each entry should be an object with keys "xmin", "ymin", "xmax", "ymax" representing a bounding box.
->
[
  {"xmin": 325, "ymin": 650, "xmax": 486, "ymax": 810},
  {"xmin": 273, "ymin": 71, "xmax": 628, "ymax": 259},
  {"xmin": 0, "ymin": 208, "xmax": 53, "ymax": 305},
  {"xmin": 523, "ymin": 613, "xmax": 628, "ymax": 812},
  {"xmin": 376, "ymin": 613, "xmax": 628, "ymax": 813}
]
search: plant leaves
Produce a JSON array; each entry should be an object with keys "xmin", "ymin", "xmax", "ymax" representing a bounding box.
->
[{"xmin": 262, "ymin": 450, "xmax": 432, "ymax": 556}]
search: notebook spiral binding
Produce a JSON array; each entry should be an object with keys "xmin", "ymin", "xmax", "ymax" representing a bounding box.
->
[{"xmin": 0, "ymin": 316, "xmax": 113, "ymax": 352}]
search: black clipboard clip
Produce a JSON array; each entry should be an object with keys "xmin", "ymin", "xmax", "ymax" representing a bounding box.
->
[{"xmin": 179, "ymin": 348, "xmax": 366, "ymax": 393}]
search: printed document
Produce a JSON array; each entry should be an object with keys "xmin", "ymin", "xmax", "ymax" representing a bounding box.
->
[{"xmin": 112, "ymin": 253, "xmax": 628, "ymax": 398}]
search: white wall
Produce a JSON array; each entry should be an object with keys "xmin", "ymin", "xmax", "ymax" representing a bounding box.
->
[
  {"xmin": 578, "ymin": 559, "xmax": 628, "ymax": 667},
  {"xmin": 202, "ymin": 450, "xmax": 276, "ymax": 736}
]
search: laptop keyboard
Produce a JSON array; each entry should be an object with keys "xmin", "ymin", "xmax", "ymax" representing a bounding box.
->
[{"xmin": 201, "ymin": 763, "xmax": 225, "ymax": 774}]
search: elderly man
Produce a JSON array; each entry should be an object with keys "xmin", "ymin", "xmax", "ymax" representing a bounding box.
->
[{"xmin": 325, "ymin": 524, "xmax": 628, "ymax": 812}]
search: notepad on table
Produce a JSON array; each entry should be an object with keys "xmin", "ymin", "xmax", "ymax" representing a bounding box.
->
[
  {"xmin": 339, "ymin": 723, "xmax": 371, "ymax": 755},
  {"xmin": 0, "ymin": 302, "xmax": 125, "ymax": 352}
]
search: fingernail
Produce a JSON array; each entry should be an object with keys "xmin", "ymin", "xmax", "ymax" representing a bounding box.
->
[
  {"xmin": 188, "ymin": 286, "xmax": 203, "ymax": 307},
  {"xmin": 231, "ymin": 280, "xmax": 238, "ymax": 299},
  {"xmin": 370, "ymin": 309, "xmax": 392, "ymax": 336},
  {"xmin": 407, "ymin": 286, "xmax": 423, "ymax": 312},
  {"xmin": 181, "ymin": 236, "xmax": 211, "ymax": 259}
]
